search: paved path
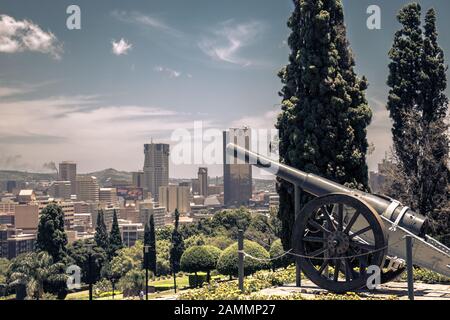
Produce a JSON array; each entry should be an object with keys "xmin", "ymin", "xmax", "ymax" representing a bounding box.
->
[{"xmin": 258, "ymin": 279, "xmax": 450, "ymax": 300}]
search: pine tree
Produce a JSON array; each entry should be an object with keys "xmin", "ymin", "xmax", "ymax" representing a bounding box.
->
[
  {"xmin": 144, "ymin": 215, "xmax": 157, "ymax": 276},
  {"xmin": 36, "ymin": 204, "xmax": 68, "ymax": 262},
  {"xmin": 109, "ymin": 210, "xmax": 123, "ymax": 257},
  {"xmin": 94, "ymin": 210, "xmax": 109, "ymax": 252},
  {"xmin": 170, "ymin": 210, "xmax": 185, "ymax": 293},
  {"xmin": 277, "ymin": 0, "xmax": 372, "ymax": 249},
  {"xmin": 387, "ymin": 3, "xmax": 423, "ymax": 183},
  {"xmin": 387, "ymin": 4, "xmax": 449, "ymax": 236}
]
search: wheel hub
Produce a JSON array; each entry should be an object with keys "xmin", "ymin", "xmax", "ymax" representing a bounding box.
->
[{"xmin": 327, "ymin": 231, "xmax": 350, "ymax": 255}]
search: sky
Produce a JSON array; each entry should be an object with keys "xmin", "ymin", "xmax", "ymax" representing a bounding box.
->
[{"xmin": 0, "ymin": 0, "xmax": 449, "ymax": 178}]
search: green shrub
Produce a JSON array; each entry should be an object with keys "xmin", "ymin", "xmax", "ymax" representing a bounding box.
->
[
  {"xmin": 269, "ymin": 239, "xmax": 293, "ymax": 270},
  {"xmin": 217, "ymin": 240, "xmax": 270, "ymax": 277},
  {"xmin": 184, "ymin": 235, "xmax": 207, "ymax": 248},
  {"xmin": 118, "ymin": 269, "xmax": 146, "ymax": 297},
  {"xmin": 401, "ymin": 267, "xmax": 450, "ymax": 284},
  {"xmin": 188, "ymin": 273, "xmax": 208, "ymax": 288}
]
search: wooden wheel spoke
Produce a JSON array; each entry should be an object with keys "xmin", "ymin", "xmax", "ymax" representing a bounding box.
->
[
  {"xmin": 349, "ymin": 226, "xmax": 372, "ymax": 239},
  {"xmin": 337, "ymin": 204, "xmax": 344, "ymax": 231},
  {"xmin": 344, "ymin": 211, "xmax": 360, "ymax": 234},
  {"xmin": 333, "ymin": 259, "xmax": 341, "ymax": 281},
  {"xmin": 318, "ymin": 259, "xmax": 329, "ymax": 275},
  {"xmin": 307, "ymin": 247, "xmax": 327, "ymax": 258},
  {"xmin": 344, "ymin": 258, "xmax": 357, "ymax": 281},
  {"xmin": 303, "ymin": 236, "xmax": 327, "ymax": 243},
  {"xmin": 319, "ymin": 206, "xmax": 336, "ymax": 231},
  {"xmin": 308, "ymin": 220, "xmax": 332, "ymax": 235},
  {"xmin": 350, "ymin": 241, "xmax": 376, "ymax": 252}
]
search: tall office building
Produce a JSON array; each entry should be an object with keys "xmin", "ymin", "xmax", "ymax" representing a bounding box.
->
[
  {"xmin": 223, "ymin": 128, "xmax": 253, "ymax": 207},
  {"xmin": 143, "ymin": 143, "xmax": 170, "ymax": 200},
  {"xmin": 59, "ymin": 161, "xmax": 77, "ymax": 196},
  {"xmin": 76, "ymin": 176, "xmax": 99, "ymax": 202},
  {"xmin": 131, "ymin": 171, "xmax": 144, "ymax": 188},
  {"xmin": 159, "ymin": 185, "xmax": 191, "ymax": 214},
  {"xmin": 48, "ymin": 181, "xmax": 72, "ymax": 200},
  {"xmin": 198, "ymin": 167, "xmax": 208, "ymax": 197}
]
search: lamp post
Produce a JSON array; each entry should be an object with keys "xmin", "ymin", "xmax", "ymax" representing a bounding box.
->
[
  {"xmin": 86, "ymin": 243, "xmax": 94, "ymax": 301},
  {"xmin": 144, "ymin": 245, "xmax": 150, "ymax": 300}
]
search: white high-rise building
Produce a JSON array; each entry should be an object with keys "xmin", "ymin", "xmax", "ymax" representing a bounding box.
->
[{"xmin": 76, "ymin": 176, "xmax": 99, "ymax": 202}]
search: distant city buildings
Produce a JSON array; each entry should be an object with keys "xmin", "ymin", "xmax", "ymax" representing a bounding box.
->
[
  {"xmin": 143, "ymin": 143, "xmax": 170, "ymax": 200},
  {"xmin": 131, "ymin": 171, "xmax": 144, "ymax": 188},
  {"xmin": 48, "ymin": 181, "xmax": 72, "ymax": 200},
  {"xmin": 223, "ymin": 128, "xmax": 253, "ymax": 207},
  {"xmin": 139, "ymin": 200, "xmax": 166, "ymax": 228},
  {"xmin": 59, "ymin": 161, "xmax": 77, "ymax": 196}
]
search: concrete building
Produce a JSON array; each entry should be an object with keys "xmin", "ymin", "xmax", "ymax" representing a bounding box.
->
[
  {"xmin": 92, "ymin": 206, "xmax": 120, "ymax": 230},
  {"xmin": 223, "ymin": 128, "xmax": 253, "ymax": 207},
  {"xmin": 143, "ymin": 143, "xmax": 170, "ymax": 200},
  {"xmin": 0, "ymin": 226, "xmax": 36, "ymax": 259},
  {"xmin": 118, "ymin": 220, "xmax": 144, "ymax": 247},
  {"xmin": 198, "ymin": 167, "xmax": 208, "ymax": 197},
  {"xmin": 120, "ymin": 203, "xmax": 140, "ymax": 223},
  {"xmin": 99, "ymin": 188, "xmax": 118, "ymax": 205},
  {"xmin": 76, "ymin": 176, "xmax": 99, "ymax": 202},
  {"xmin": 132, "ymin": 171, "xmax": 144, "ymax": 188},
  {"xmin": 159, "ymin": 185, "xmax": 191, "ymax": 214},
  {"xmin": 208, "ymin": 184, "xmax": 224, "ymax": 196},
  {"xmin": 17, "ymin": 190, "xmax": 36, "ymax": 204},
  {"xmin": 139, "ymin": 200, "xmax": 166, "ymax": 228},
  {"xmin": 59, "ymin": 161, "xmax": 77, "ymax": 196},
  {"xmin": 48, "ymin": 181, "xmax": 72, "ymax": 200},
  {"xmin": 14, "ymin": 204, "xmax": 39, "ymax": 234}
]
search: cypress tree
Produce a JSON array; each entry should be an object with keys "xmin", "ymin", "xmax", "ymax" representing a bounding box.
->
[
  {"xmin": 94, "ymin": 210, "xmax": 109, "ymax": 252},
  {"xmin": 387, "ymin": 4, "xmax": 449, "ymax": 237},
  {"xmin": 36, "ymin": 204, "xmax": 68, "ymax": 262},
  {"xmin": 169, "ymin": 210, "xmax": 185, "ymax": 293},
  {"xmin": 109, "ymin": 210, "xmax": 123, "ymax": 257},
  {"xmin": 144, "ymin": 215, "xmax": 157, "ymax": 276},
  {"xmin": 277, "ymin": 0, "xmax": 372, "ymax": 249}
]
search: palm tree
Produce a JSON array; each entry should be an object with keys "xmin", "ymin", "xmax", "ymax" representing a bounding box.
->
[{"xmin": 9, "ymin": 251, "xmax": 66, "ymax": 300}]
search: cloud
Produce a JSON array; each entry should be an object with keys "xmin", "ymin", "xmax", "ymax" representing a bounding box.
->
[
  {"xmin": 111, "ymin": 38, "xmax": 132, "ymax": 56},
  {"xmin": 154, "ymin": 66, "xmax": 181, "ymax": 78},
  {"xmin": 230, "ymin": 110, "xmax": 279, "ymax": 129},
  {"xmin": 112, "ymin": 10, "xmax": 181, "ymax": 37},
  {"xmin": 198, "ymin": 20, "xmax": 265, "ymax": 67},
  {"xmin": 0, "ymin": 14, "xmax": 63, "ymax": 59}
]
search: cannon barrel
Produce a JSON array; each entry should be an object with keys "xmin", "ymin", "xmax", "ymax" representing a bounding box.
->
[{"xmin": 226, "ymin": 143, "xmax": 428, "ymax": 236}]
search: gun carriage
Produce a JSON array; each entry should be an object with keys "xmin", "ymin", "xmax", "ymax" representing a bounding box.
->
[{"xmin": 227, "ymin": 143, "xmax": 450, "ymax": 293}]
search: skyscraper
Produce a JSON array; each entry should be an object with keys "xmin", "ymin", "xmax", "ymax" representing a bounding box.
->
[
  {"xmin": 143, "ymin": 143, "xmax": 170, "ymax": 200},
  {"xmin": 223, "ymin": 128, "xmax": 252, "ymax": 207},
  {"xmin": 131, "ymin": 171, "xmax": 144, "ymax": 188},
  {"xmin": 76, "ymin": 176, "xmax": 99, "ymax": 202},
  {"xmin": 59, "ymin": 161, "xmax": 77, "ymax": 196},
  {"xmin": 198, "ymin": 167, "xmax": 208, "ymax": 197}
]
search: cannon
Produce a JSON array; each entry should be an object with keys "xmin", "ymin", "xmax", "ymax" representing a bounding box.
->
[{"xmin": 226, "ymin": 143, "xmax": 450, "ymax": 293}]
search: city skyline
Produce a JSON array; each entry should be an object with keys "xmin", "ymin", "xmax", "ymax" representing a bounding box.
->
[{"xmin": 1, "ymin": 0, "xmax": 450, "ymax": 178}]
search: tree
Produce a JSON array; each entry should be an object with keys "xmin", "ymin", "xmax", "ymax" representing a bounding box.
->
[
  {"xmin": 156, "ymin": 240, "xmax": 171, "ymax": 276},
  {"xmin": 180, "ymin": 245, "xmax": 221, "ymax": 284},
  {"xmin": 169, "ymin": 209, "xmax": 185, "ymax": 293},
  {"xmin": 277, "ymin": 0, "xmax": 372, "ymax": 250},
  {"xmin": 8, "ymin": 251, "xmax": 66, "ymax": 300},
  {"xmin": 143, "ymin": 215, "xmax": 157, "ymax": 277},
  {"xmin": 36, "ymin": 204, "xmax": 68, "ymax": 262},
  {"xmin": 217, "ymin": 240, "xmax": 270, "ymax": 277},
  {"xmin": 118, "ymin": 269, "xmax": 146, "ymax": 297},
  {"xmin": 184, "ymin": 234, "xmax": 207, "ymax": 249},
  {"xmin": 109, "ymin": 209, "xmax": 123, "ymax": 257},
  {"xmin": 94, "ymin": 210, "xmax": 109, "ymax": 252},
  {"xmin": 386, "ymin": 4, "xmax": 449, "ymax": 235},
  {"xmin": 66, "ymin": 239, "xmax": 108, "ymax": 284}
]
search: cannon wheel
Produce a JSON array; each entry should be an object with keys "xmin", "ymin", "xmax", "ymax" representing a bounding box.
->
[{"xmin": 292, "ymin": 193, "xmax": 388, "ymax": 293}]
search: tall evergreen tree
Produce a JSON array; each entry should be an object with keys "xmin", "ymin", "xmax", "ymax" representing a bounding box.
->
[
  {"xmin": 169, "ymin": 209, "xmax": 185, "ymax": 293},
  {"xmin": 144, "ymin": 215, "xmax": 157, "ymax": 276},
  {"xmin": 109, "ymin": 210, "xmax": 123, "ymax": 257},
  {"xmin": 94, "ymin": 210, "xmax": 109, "ymax": 252},
  {"xmin": 36, "ymin": 204, "xmax": 68, "ymax": 262},
  {"xmin": 277, "ymin": 0, "xmax": 372, "ymax": 249},
  {"xmin": 387, "ymin": 4, "xmax": 449, "ymax": 236}
]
